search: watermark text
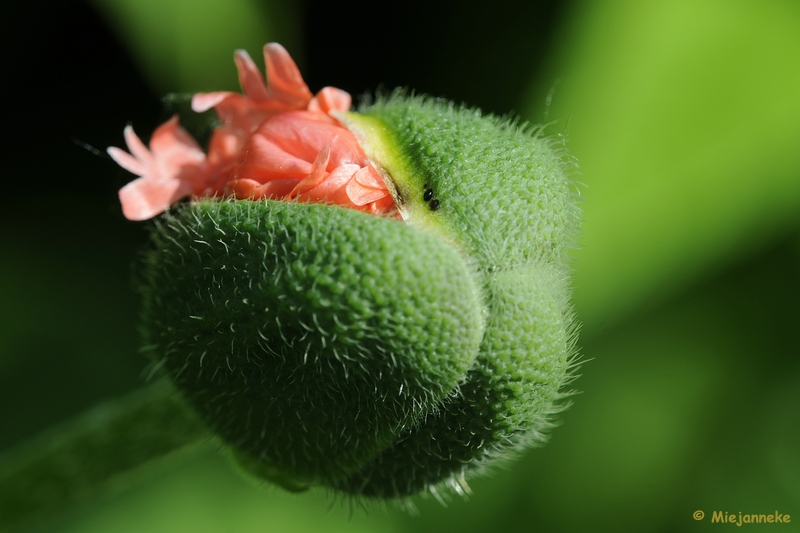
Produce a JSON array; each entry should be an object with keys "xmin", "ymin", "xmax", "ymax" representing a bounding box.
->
[{"xmin": 693, "ymin": 510, "xmax": 791, "ymax": 526}]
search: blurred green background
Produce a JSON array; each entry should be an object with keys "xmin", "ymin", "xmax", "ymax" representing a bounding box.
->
[{"xmin": 1, "ymin": 0, "xmax": 799, "ymax": 531}]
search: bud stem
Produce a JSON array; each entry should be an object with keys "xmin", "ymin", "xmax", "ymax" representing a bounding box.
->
[{"xmin": 0, "ymin": 379, "xmax": 209, "ymax": 531}]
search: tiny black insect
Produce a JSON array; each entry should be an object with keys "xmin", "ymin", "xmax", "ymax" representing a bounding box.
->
[
  {"xmin": 429, "ymin": 199, "xmax": 441, "ymax": 211},
  {"xmin": 423, "ymin": 188, "xmax": 434, "ymax": 202}
]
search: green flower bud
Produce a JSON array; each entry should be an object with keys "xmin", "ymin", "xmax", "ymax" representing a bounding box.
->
[{"xmin": 139, "ymin": 93, "xmax": 579, "ymax": 498}]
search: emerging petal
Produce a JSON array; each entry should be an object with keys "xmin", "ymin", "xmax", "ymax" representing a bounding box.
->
[
  {"xmin": 224, "ymin": 178, "xmax": 298, "ymax": 200},
  {"xmin": 107, "ymin": 117, "xmax": 209, "ymax": 220},
  {"xmin": 192, "ymin": 43, "xmax": 316, "ymax": 138},
  {"xmin": 234, "ymin": 132, "xmax": 315, "ymax": 183},
  {"xmin": 289, "ymin": 145, "xmax": 331, "ymax": 196},
  {"xmin": 295, "ymin": 163, "xmax": 361, "ymax": 205},
  {"xmin": 257, "ymin": 111, "xmax": 368, "ymax": 168},
  {"xmin": 347, "ymin": 167, "xmax": 391, "ymax": 206},
  {"xmin": 148, "ymin": 117, "xmax": 206, "ymax": 169},
  {"xmin": 119, "ymin": 176, "xmax": 192, "ymax": 221},
  {"xmin": 262, "ymin": 43, "xmax": 313, "ymax": 107},
  {"xmin": 107, "ymin": 145, "xmax": 146, "ymax": 176},
  {"xmin": 234, "ymin": 49, "xmax": 271, "ymax": 102},
  {"xmin": 308, "ymin": 87, "xmax": 352, "ymax": 115},
  {"xmin": 191, "ymin": 92, "xmax": 230, "ymax": 113},
  {"xmin": 112, "ymin": 43, "xmax": 396, "ymax": 220},
  {"xmin": 233, "ymin": 111, "xmax": 394, "ymax": 214}
]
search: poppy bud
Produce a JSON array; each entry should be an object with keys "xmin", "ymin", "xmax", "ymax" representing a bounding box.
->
[{"xmin": 113, "ymin": 44, "xmax": 579, "ymax": 498}]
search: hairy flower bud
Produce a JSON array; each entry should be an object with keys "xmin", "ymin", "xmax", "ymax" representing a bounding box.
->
[
  {"xmin": 114, "ymin": 44, "xmax": 580, "ymax": 498},
  {"xmin": 141, "ymin": 199, "xmax": 484, "ymax": 488}
]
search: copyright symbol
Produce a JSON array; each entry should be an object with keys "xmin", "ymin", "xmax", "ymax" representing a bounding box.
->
[{"xmin": 693, "ymin": 510, "xmax": 705, "ymax": 521}]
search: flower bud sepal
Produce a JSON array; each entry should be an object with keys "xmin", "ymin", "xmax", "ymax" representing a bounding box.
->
[{"xmin": 139, "ymin": 198, "xmax": 485, "ymax": 487}]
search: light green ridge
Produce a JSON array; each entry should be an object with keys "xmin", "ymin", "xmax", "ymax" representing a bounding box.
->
[
  {"xmin": 347, "ymin": 94, "xmax": 579, "ymax": 272},
  {"xmin": 339, "ymin": 112, "xmax": 457, "ymax": 248}
]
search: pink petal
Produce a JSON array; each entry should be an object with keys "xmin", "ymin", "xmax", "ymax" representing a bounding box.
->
[
  {"xmin": 325, "ymin": 132, "xmax": 369, "ymax": 168},
  {"xmin": 225, "ymin": 179, "xmax": 261, "ymax": 200},
  {"xmin": 149, "ymin": 116, "xmax": 205, "ymax": 165},
  {"xmin": 207, "ymin": 126, "xmax": 246, "ymax": 165},
  {"xmin": 225, "ymin": 178, "xmax": 262, "ymax": 198},
  {"xmin": 346, "ymin": 167, "xmax": 390, "ymax": 206},
  {"xmin": 123, "ymin": 125, "xmax": 153, "ymax": 165},
  {"xmin": 234, "ymin": 49, "xmax": 271, "ymax": 102},
  {"xmin": 226, "ymin": 178, "xmax": 299, "ymax": 199},
  {"xmin": 365, "ymin": 196, "xmax": 399, "ymax": 216},
  {"xmin": 119, "ymin": 177, "xmax": 191, "ymax": 221},
  {"xmin": 191, "ymin": 92, "xmax": 233, "ymax": 113},
  {"xmin": 326, "ymin": 184, "xmax": 359, "ymax": 207},
  {"xmin": 346, "ymin": 183, "xmax": 390, "ymax": 206},
  {"xmin": 263, "ymin": 43, "xmax": 312, "ymax": 107},
  {"xmin": 235, "ymin": 133, "xmax": 314, "ymax": 182},
  {"xmin": 354, "ymin": 165, "xmax": 385, "ymax": 188},
  {"xmin": 309, "ymin": 87, "xmax": 352, "ymax": 114},
  {"xmin": 107, "ymin": 146, "xmax": 146, "ymax": 176},
  {"xmin": 300, "ymin": 163, "xmax": 360, "ymax": 204},
  {"xmin": 260, "ymin": 111, "xmax": 367, "ymax": 168},
  {"xmin": 346, "ymin": 183, "xmax": 389, "ymax": 206},
  {"xmin": 289, "ymin": 145, "xmax": 331, "ymax": 197},
  {"xmin": 255, "ymin": 179, "xmax": 299, "ymax": 198}
]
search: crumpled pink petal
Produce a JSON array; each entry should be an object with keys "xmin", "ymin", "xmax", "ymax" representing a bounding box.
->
[
  {"xmin": 111, "ymin": 43, "xmax": 397, "ymax": 220},
  {"xmin": 308, "ymin": 87, "xmax": 352, "ymax": 115},
  {"xmin": 296, "ymin": 164, "xmax": 360, "ymax": 205},
  {"xmin": 235, "ymin": 131, "xmax": 315, "ymax": 183},
  {"xmin": 190, "ymin": 45, "xmax": 311, "ymax": 110},
  {"xmin": 289, "ymin": 145, "xmax": 332, "ymax": 196},
  {"xmin": 347, "ymin": 167, "xmax": 391, "ymax": 206},
  {"xmin": 236, "ymin": 113, "xmax": 394, "ymax": 212},
  {"xmin": 191, "ymin": 92, "xmax": 229, "ymax": 113},
  {"xmin": 256, "ymin": 111, "xmax": 368, "ymax": 168},
  {"xmin": 235, "ymin": 49, "xmax": 272, "ymax": 102}
]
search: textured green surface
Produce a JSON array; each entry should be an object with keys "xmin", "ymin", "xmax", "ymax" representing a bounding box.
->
[
  {"xmin": 334, "ymin": 264, "xmax": 574, "ymax": 497},
  {"xmin": 330, "ymin": 95, "xmax": 577, "ymax": 496},
  {"xmin": 140, "ymin": 199, "xmax": 484, "ymax": 487},
  {"xmin": 345, "ymin": 95, "xmax": 579, "ymax": 270}
]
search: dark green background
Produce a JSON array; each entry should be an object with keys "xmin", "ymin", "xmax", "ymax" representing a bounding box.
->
[{"xmin": 1, "ymin": 0, "xmax": 799, "ymax": 531}]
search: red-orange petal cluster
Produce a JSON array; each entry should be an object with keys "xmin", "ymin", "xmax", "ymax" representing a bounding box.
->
[{"xmin": 108, "ymin": 43, "xmax": 395, "ymax": 221}]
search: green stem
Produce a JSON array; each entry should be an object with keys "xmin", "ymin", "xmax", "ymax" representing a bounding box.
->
[{"xmin": 0, "ymin": 379, "xmax": 209, "ymax": 531}]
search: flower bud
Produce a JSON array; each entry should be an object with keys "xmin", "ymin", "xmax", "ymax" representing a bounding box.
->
[{"xmin": 113, "ymin": 44, "xmax": 579, "ymax": 498}]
